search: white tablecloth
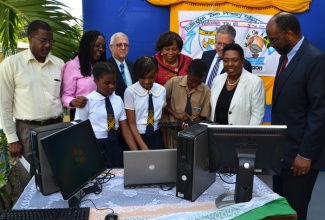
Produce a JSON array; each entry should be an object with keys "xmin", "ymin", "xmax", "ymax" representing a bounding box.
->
[{"xmin": 13, "ymin": 169, "xmax": 281, "ymax": 220}]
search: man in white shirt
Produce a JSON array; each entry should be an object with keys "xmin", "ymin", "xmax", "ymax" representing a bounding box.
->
[
  {"xmin": 107, "ymin": 32, "xmax": 137, "ymax": 99},
  {"xmin": 201, "ymin": 25, "xmax": 252, "ymax": 88},
  {"xmin": 0, "ymin": 20, "xmax": 64, "ymax": 188}
]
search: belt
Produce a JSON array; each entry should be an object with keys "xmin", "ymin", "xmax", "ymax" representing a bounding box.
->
[{"xmin": 17, "ymin": 117, "xmax": 63, "ymax": 126}]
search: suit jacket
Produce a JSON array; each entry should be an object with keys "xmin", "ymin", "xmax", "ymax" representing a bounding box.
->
[
  {"xmin": 272, "ymin": 38, "xmax": 325, "ymax": 169},
  {"xmin": 201, "ymin": 50, "xmax": 252, "ymax": 82},
  {"xmin": 208, "ymin": 68, "xmax": 265, "ymax": 125},
  {"xmin": 107, "ymin": 56, "xmax": 137, "ymax": 99}
]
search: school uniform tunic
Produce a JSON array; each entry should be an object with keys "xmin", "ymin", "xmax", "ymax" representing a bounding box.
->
[
  {"xmin": 75, "ymin": 91, "xmax": 125, "ymax": 167},
  {"xmin": 124, "ymin": 82, "xmax": 166, "ymax": 149}
]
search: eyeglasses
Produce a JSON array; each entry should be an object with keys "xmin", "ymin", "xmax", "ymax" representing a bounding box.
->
[
  {"xmin": 92, "ymin": 44, "xmax": 107, "ymax": 51},
  {"xmin": 216, "ymin": 42, "xmax": 228, "ymax": 48},
  {"xmin": 32, "ymin": 36, "xmax": 55, "ymax": 45},
  {"xmin": 113, "ymin": 43, "xmax": 130, "ymax": 48},
  {"xmin": 267, "ymin": 31, "xmax": 287, "ymax": 44}
]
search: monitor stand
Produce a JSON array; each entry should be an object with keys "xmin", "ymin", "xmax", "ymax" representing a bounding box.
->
[
  {"xmin": 215, "ymin": 148, "xmax": 257, "ymax": 208},
  {"xmin": 68, "ymin": 183, "xmax": 100, "ymax": 208}
]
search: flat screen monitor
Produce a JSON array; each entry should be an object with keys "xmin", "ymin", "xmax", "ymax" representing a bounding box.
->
[
  {"xmin": 208, "ymin": 125, "xmax": 287, "ymax": 204},
  {"xmin": 41, "ymin": 120, "xmax": 106, "ymax": 207}
]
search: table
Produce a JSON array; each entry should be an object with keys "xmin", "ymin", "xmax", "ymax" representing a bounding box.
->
[{"xmin": 13, "ymin": 169, "xmax": 296, "ymax": 220}]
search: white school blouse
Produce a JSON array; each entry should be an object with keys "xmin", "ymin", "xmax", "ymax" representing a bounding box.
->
[
  {"xmin": 75, "ymin": 91, "xmax": 126, "ymax": 139},
  {"xmin": 124, "ymin": 82, "xmax": 166, "ymax": 134}
]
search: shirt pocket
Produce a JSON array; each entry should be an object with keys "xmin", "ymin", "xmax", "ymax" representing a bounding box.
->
[
  {"xmin": 191, "ymin": 101, "xmax": 203, "ymax": 118},
  {"xmin": 50, "ymin": 80, "xmax": 61, "ymax": 98}
]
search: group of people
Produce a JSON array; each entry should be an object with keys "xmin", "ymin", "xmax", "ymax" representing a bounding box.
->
[{"xmin": 1, "ymin": 11, "xmax": 325, "ymax": 219}]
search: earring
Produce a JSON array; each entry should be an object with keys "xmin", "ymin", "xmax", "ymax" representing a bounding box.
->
[{"xmin": 161, "ymin": 52, "xmax": 163, "ymax": 56}]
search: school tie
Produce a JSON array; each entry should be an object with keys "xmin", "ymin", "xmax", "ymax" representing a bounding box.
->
[
  {"xmin": 277, "ymin": 55, "xmax": 288, "ymax": 79},
  {"xmin": 145, "ymin": 93, "xmax": 154, "ymax": 137},
  {"xmin": 184, "ymin": 93, "xmax": 192, "ymax": 115},
  {"xmin": 207, "ymin": 57, "xmax": 222, "ymax": 88},
  {"xmin": 120, "ymin": 63, "xmax": 127, "ymax": 85},
  {"xmin": 105, "ymin": 97, "xmax": 116, "ymax": 141}
]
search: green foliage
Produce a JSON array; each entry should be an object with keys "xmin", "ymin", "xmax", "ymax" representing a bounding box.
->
[{"xmin": 0, "ymin": 0, "xmax": 82, "ymax": 62}]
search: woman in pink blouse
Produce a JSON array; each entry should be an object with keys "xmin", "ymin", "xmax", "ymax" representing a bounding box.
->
[{"xmin": 61, "ymin": 30, "xmax": 107, "ymax": 120}]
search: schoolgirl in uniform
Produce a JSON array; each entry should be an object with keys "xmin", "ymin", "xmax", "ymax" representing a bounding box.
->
[
  {"xmin": 75, "ymin": 62, "xmax": 137, "ymax": 168},
  {"xmin": 124, "ymin": 56, "xmax": 166, "ymax": 150}
]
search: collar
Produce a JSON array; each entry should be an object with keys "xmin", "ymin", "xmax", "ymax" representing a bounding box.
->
[
  {"xmin": 179, "ymin": 75, "xmax": 205, "ymax": 93},
  {"xmin": 287, "ymin": 36, "xmax": 304, "ymax": 64},
  {"xmin": 88, "ymin": 91, "xmax": 116, "ymax": 100},
  {"xmin": 26, "ymin": 48, "xmax": 57, "ymax": 65},
  {"xmin": 129, "ymin": 82, "xmax": 164, "ymax": 97},
  {"xmin": 113, "ymin": 57, "xmax": 126, "ymax": 66}
]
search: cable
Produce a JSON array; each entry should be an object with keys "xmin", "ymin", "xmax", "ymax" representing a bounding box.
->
[
  {"xmin": 80, "ymin": 198, "xmax": 115, "ymax": 213},
  {"xmin": 217, "ymin": 173, "xmax": 236, "ymax": 184}
]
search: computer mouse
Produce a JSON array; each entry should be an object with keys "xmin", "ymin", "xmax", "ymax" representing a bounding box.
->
[{"xmin": 105, "ymin": 213, "xmax": 118, "ymax": 220}]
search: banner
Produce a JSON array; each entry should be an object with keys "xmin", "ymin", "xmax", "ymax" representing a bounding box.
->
[{"xmin": 179, "ymin": 11, "xmax": 280, "ymax": 77}]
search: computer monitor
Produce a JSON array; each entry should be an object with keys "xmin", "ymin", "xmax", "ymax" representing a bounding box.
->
[
  {"xmin": 208, "ymin": 125, "xmax": 287, "ymax": 204},
  {"xmin": 41, "ymin": 120, "xmax": 106, "ymax": 207}
]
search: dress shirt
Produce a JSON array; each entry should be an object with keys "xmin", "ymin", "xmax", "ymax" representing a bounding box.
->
[
  {"xmin": 75, "ymin": 91, "xmax": 126, "ymax": 139},
  {"xmin": 164, "ymin": 75, "xmax": 211, "ymax": 122},
  {"xmin": 0, "ymin": 49, "xmax": 64, "ymax": 143},
  {"xmin": 114, "ymin": 58, "xmax": 132, "ymax": 87},
  {"xmin": 124, "ymin": 82, "xmax": 166, "ymax": 134},
  {"xmin": 61, "ymin": 56, "xmax": 97, "ymax": 108},
  {"xmin": 205, "ymin": 54, "xmax": 224, "ymax": 85}
]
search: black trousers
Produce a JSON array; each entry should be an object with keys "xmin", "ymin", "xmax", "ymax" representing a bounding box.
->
[{"xmin": 273, "ymin": 169, "xmax": 319, "ymax": 220}]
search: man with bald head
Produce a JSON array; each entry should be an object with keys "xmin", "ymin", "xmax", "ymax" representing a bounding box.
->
[{"xmin": 266, "ymin": 12, "xmax": 325, "ymax": 219}]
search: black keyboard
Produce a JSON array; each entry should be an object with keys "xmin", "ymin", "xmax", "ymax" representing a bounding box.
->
[
  {"xmin": 0, "ymin": 207, "xmax": 90, "ymax": 220},
  {"xmin": 158, "ymin": 120, "xmax": 214, "ymax": 129}
]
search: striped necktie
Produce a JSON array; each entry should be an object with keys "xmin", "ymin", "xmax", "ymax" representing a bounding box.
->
[
  {"xmin": 145, "ymin": 93, "xmax": 154, "ymax": 137},
  {"xmin": 105, "ymin": 97, "xmax": 116, "ymax": 141},
  {"xmin": 277, "ymin": 55, "xmax": 288, "ymax": 79},
  {"xmin": 207, "ymin": 57, "xmax": 222, "ymax": 88},
  {"xmin": 120, "ymin": 63, "xmax": 127, "ymax": 85}
]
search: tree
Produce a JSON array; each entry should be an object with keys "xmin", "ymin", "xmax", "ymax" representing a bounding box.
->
[{"xmin": 0, "ymin": 0, "xmax": 82, "ymax": 61}]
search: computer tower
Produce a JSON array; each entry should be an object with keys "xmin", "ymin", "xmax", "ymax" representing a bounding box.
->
[
  {"xmin": 176, "ymin": 123, "xmax": 216, "ymax": 201},
  {"xmin": 30, "ymin": 121, "xmax": 78, "ymax": 196}
]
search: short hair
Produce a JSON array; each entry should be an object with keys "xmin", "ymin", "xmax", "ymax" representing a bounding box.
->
[
  {"xmin": 27, "ymin": 20, "xmax": 52, "ymax": 36},
  {"xmin": 78, "ymin": 30, "xmax": 107, "ymax": 77},
  {"xmin": 92, "ymin": 62, "xmax": 116, "ymax": 81},
  {"xmin": 155, "ymin": 31, "xmax": 183, "ymax": 51},
  {"xmin": 187, "ymin": 59, "xmax": 208, "ymax": 79},
  {"xmin": 110, "ymin": 32, "xmax": 128, "ymax": 45},
  {"xmin": 272, "ymin": 12, "xmax": 301, "ymax": 34},
  {"xmin": 217, "ymin": 25, "xmax": 236, "ymax": 40},
  {"xmin": 134, "ymin": 56, "xmax": 158, "ymax": 79},
  {"xmin": 223, "ymin": 43, "xmax": 245, "ymax": 60}
]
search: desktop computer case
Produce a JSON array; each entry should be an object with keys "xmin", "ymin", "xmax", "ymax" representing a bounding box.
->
[
  {"xmin": 176, "ymin": 123, "xmax": 216, "ymax": 201},
  {"xmin": 30, "ymin": 121, "xmax": 76, "ymax": 196}
]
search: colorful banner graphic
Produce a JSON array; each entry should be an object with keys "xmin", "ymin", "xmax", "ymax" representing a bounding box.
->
[{"xmin": 179, "ymin": 11, "xmax": 280, "ymax": 76}]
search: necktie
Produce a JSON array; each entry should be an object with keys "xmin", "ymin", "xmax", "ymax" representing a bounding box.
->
[
  {"xmin": 207, "ymin": 57, "xmax": 222, "ymax": 88},
  {"xmin": 120, "ymin": 63, "xmax": 127, "ymax": 86},
  {"xmin": 184, "ymin": 93, "xmax": 192, "ymax": 115},
  {"xmin": 146, "ymin": 93, "xmax": 154, "ymax": 137},
  {"xmin": 277, "ymin": 55, "xmax": 288, "ymax": 78},
  {"xmin": 105, "ymin": 97, "xmax": 116, "ymax": 141}
]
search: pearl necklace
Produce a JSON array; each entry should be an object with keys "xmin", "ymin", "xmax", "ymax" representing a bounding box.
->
[{"xmin": 227, "ymin": 76, "xmax": 240, "ymax": 86}]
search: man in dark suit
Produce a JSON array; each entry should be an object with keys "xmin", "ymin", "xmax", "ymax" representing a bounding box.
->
[
  {"xmin": 108, "ymin": 32, "xmax": 137, "ymax": 99},
  {"xmin": 201, "ymin": 25, "xmax": 252, "ymax": 88},
  {"xmin": 267, "ymin": 12, "xmax": 325, "ymax": 220}
]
